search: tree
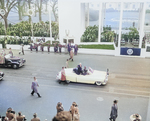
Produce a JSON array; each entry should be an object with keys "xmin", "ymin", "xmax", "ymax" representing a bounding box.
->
[
  {"xmin": 50, "ymin": 0, "xmax": 58, "ymax": 22},
  {"xmin": 13, "ymin": 0, "xmax": 26, "ymax": 20},
  {"xmin": 27, "ymin": 0, "xmax": 32, "ymax": 23},
  {"xmin": 0, "ymin": 0, "xmax": 18, "ymax": 33},
  {"xmin": 128, "ymin": 27, "xmax": 139, "ymax": 41},
  {"xmin": 35, "ymin": 0, "xmax": 42, "ymax": 22}
]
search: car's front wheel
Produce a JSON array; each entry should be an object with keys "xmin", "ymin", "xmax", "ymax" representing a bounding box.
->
[
  {"xmin": 13, "ymin": 64, "xmax": 18, "ymax": 69},
  {"xmin": 95, "ymin": 81, "xmax": 102, "ymax": 86}
]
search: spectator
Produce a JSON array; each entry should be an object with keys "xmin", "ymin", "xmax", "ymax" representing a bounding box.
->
[
  {"xmin": 69, "ymin": 49, "xmax": 73, "ymax": 61},
  {"xmin": 56, "ymin": 102, "xmax": 64, "ymax": 113},
  {"xmin": 31, "ymin": 113, "xmax": 40, "ymax": 121},
  {"xmin": 74, "ymin": 105, "xmax": 80, "ymax": 121},
  {"xmin": 58, "ymin": 44, "xmax": 62, "ymax": 53},
  {"xmin": 52, "ymin": 111, "xmax": 72, "ymax": 121},
  {"xmin": 69, "ymin": 102, "xmax": 77, "ymax": 121},
  {"xmin": 67, "ymin": 42, "xmax": 71, "ymax": 55},
  {"xmin": 54, "ymin": 45, "xmax": 58, "ymax": 53},
  {"xmin": 133, "ymin": 114, "xmax": 141, "ymax": 121},
  {"xmin": 16, "ymin": 112, "xmax": 25, "ymax": 121},
  {"xmin": 6, "ymin": 108, "xmax": 16, "ymax": 121},
  {"xmin": 19, "ymin": 44, "xmax": 24, "ymax": 55},
  {"xmin": 74, "ymin": 44, "xmax": 78, "ymax": 55}
]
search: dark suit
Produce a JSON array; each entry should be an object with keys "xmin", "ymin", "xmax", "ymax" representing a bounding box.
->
[
  {"xmin": 110, "ymin": 104, "xmax": 118, "ymax": 121},
  {"xmin": 77, "ymin": 65, "xmax": 82, "ymax": 75}
]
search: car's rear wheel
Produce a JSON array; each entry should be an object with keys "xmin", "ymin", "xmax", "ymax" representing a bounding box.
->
[
  {"xmin": 66, "ymin": 80, "xmax": 70, "ymax": 84},
  {"xmin": 13, "ymin": 64, "xmax": 18, "ymax": 69},
  {"xmin": 95, "ymin": 81, "xmax": 101, "ymax": 86}
]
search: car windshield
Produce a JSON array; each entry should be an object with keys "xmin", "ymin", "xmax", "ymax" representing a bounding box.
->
[{"xmin": 88, "ymin": 67, "xmax": 94, "ymax": 73}]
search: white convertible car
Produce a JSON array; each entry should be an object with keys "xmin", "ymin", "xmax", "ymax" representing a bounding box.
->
[{"xmin": 56, "ymin": 68, "xmax": 109, "ymax": 86}]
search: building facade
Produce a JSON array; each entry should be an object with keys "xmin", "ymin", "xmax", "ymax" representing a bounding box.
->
[{"xmin": 58, "ymin": 0, "xmax": 150, "ymax": 57}]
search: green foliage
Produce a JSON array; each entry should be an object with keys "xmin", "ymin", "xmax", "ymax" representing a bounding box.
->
[
  {"xmin": 78, "ymin": 44, "xmax": 115, "ymax": 50},
  {"xmin": 0, "ymin": 38, "xmax": 6, "ymax": 48},
  {"xmin": 52, "ymin": 40, "xmax": 60, "ymax": 46},
  {"xmin": 81, "ymin": 25, "xmax": 98, "ymax": 42},
  {"xmin": 51, "ymin": 22, "xmax": 59, "ymax": 40},
  {"xmin": 101, "ymin": 26, "xmax": 114, "ymax": 42},
  {"xmin": 0, "ymin": 21, "xmax": 59, "ymax": 38},
  {"xmin": 0, "ymin": 36, "xmax": 30, "ymax": 45},
  {"xmin": 128, "ymin": 27, "xmax": 139, "ymax": 41}
]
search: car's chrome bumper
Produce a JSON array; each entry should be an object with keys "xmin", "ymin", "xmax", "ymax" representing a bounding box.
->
[
  {"xmin": 102, "ymin": 75, "xmax": 108, "ymax": 85},
  {"xmin": 0, "ymin": 72, "xmax": 4, "ymax": 80},
  {"xmin": 56, "ymin": 73, "xmax": 60, "ymax": 80},
  {"xmin": 19, "ymin": 60, "xmax": 26, "ymax": 67}
]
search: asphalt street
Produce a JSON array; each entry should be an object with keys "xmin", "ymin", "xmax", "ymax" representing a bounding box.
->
[{"xmin": 0, "ymin": 50, "xmax": 150, "ymax": 121}]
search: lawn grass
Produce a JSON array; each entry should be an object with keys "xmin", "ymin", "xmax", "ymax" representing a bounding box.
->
[{"xmin": 78, "ymin": 44, "xmax": 115, "ymax": 50}]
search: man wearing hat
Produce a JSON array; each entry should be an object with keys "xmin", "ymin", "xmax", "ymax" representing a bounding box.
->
[{"xmin": 31, "ymin": 113, "xmax": 40, "ymax": 121}]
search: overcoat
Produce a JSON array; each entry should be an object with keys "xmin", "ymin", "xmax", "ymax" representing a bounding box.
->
[{"xmin": 31, "ymin": 81, "xmax": 39, "ymax": 93}]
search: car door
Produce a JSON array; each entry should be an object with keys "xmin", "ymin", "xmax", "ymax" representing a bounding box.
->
[
  {"xmin": 66, "ymin": 73, "xmax": 77, "ymax": 82},
  {"xmin": 77, "ymin": 74, "xmax": 94, "ymax": 84}
]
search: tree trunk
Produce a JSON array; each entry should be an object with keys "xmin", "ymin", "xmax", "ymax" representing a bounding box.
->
[
  {"xmin": 39, "ymin": 0, "xmax": 42, "ymax": 22},
  {"xmin": 39, "ymin": 9, "xmax": 42, "ymax": 22},
  {"xmin": 4, "ymin": 17, "xmax": 8, "ymax": 34},
  {"xmin": 34, "ymin": 3, "xmax": 36, "ymax": 17},
  {"xmin": 53, "ymin": 9, "xmax": 57, "ymax": 22},
  {"xmin": 45, "ymin": 1, "xmax": 47, "ymax": 12},
  {"xmin": 28, "ymin": 0, "xmax": 31, "ymax": 23},
  {"xmin": 18, "ymin": 1, "xmax": 22, "ymax": 20}
]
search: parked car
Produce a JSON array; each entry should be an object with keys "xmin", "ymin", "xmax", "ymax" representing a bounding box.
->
[
  {"xmin": 56, "ymin": 67, "xmax": 109, "ymax": 86},
  {"xmin": 0, "ymin": 54, "xmax": 26, "ymax": 69},
  {"xmin": 0, "ymin": 71, "xmax": 4, "ymax": 80}
]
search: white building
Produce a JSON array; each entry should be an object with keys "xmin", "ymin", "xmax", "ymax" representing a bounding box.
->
[{"xmin": 58, "ymin": 0, "xmax": 150, "ymax": 57}]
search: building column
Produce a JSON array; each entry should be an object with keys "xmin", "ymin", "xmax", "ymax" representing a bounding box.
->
[
  {"xmin": 118, "ymin": 2, "xmax": 123, "ymax": 49},
  {"xmin": 98, "ymin": 2, "xmax": 103, "ymax": 43},
  {"xmin": 101, "ymin": 3, "xmax": 106, "ymax": 32},
  {"xmin": 139, "ymin": 2, "xmax": 146, "ymax": 48},
  {"xmin": 81, "ymin": 3, "xmax": 85, "ymax": 37}
]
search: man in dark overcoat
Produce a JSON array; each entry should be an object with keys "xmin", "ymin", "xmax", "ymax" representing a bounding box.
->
[{"xmin": 110, "ymin": 100, "xmax": 118, "ymax": 121}]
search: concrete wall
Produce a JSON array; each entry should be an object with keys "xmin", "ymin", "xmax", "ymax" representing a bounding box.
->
[{"xmin": 58, "ymin": 0, "xmax": 81, "ymax": 44}]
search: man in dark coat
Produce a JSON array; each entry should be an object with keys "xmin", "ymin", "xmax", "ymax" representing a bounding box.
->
[
  {"xmin": 31, "ymin": 77, "xmax": 41, "ymax": 98},
  {"xmin": 67, "ymin": 42, "xmax": 71, "ymax": 55},
  {"xmin": 109, "ymin": 100, "xmax": 118, "ymax": 121},
  {"xmin": 77, "ymin": 63, "xmax": 82, "ymax": 75}
]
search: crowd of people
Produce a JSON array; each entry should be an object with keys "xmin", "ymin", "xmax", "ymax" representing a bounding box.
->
[
  {"xmin": 53, "ymin": 102, "xmax": 80, "ymax": 121},
  {"xmin": 0, "ymin": 100, "xmax": 141, "ymax": 121},
  {"xmin": 0, "ymin": 102, "xmax": 80, "ymax": 121},
  {"xmin": 29, "ymin": 42, "xmax": 78, "ymax": 56}
]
